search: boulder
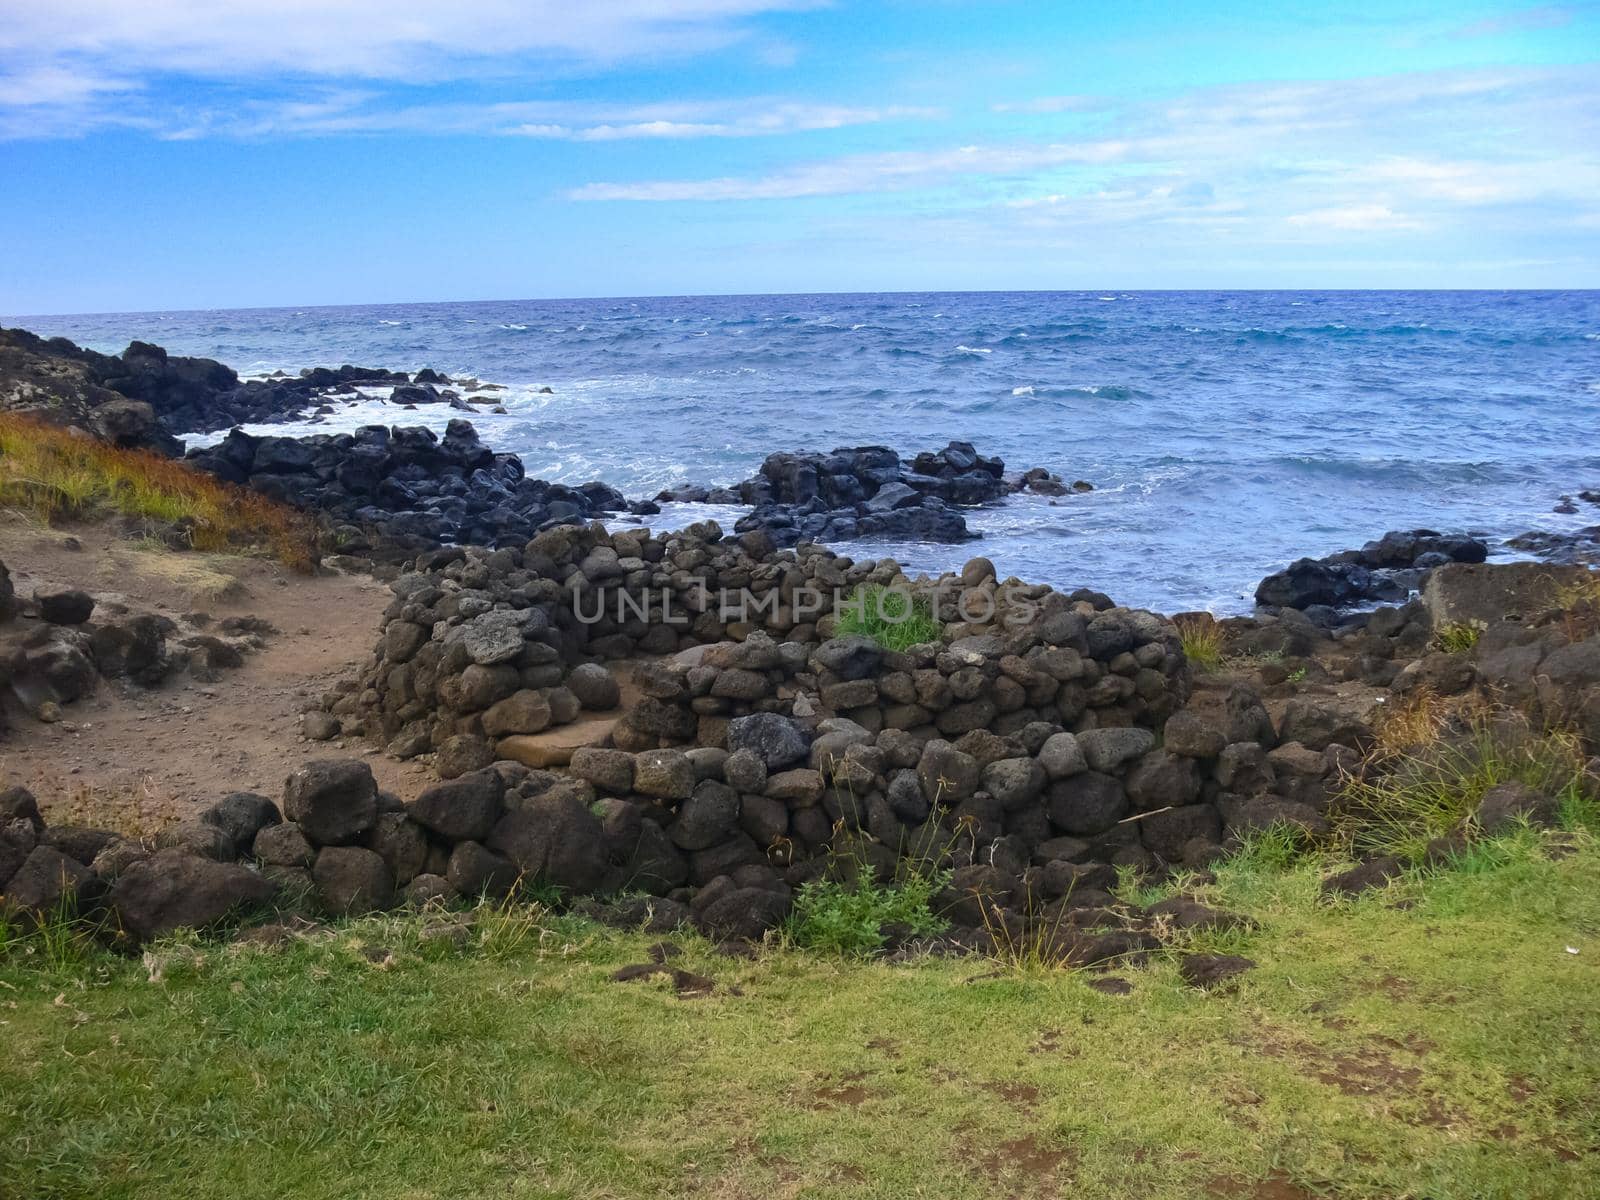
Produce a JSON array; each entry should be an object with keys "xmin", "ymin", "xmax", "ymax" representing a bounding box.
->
[
  {"xmin": 696, "ymin": 886, "xmax": 791, "ymax": 941},
  {"xmin": 446, "ymin": 841, "xmax": 519, "ymax": 899},
  {"xmin": 282, "ymin": 759, "xmax": 378, "ymax": 845},
  {"xmin": 1077, "ymin": 727, "xmax": 1155, "ymax": 774},
  {"xmin": 726, "ymin": 713, "xmax": 810, "ymax": 769},
  {"xmin": 1477, "ymin": 782, "xmax": 1560, "ymax": 833},
  {"xmin": 409, "ymin": 769, "xmax": 505, "ymax": 842},
  {"xmin": 670, "ymin": 781, "xmax": 741, "ymax": 850},
  {"xmin": 312, "ymin": 846, "xmax": 396, "ymax": 914},
  {"xmin": 35, "ymin": 589, "xmax": 94, "ymax": 625},
  {"xmin": 634, "ymin": 750, "xmax": 696, "ymax": 801},
  {"xmin": 3, "ymin": 846, "xmax": 94, "ymax": 915},
  {"xmin": 1423, "ymin": 562, "xmax": 1594, "ymax": 627},
  {"xmin": 567, "ymin": 663, "xmax": 621, "ymax": 710},
  {"xmin": 570, "ymin": 747, "xmax": 635, "ymax": 794},
  {"xmin": 199, "ymin": 792, "xmax": 281, "ymax": 855},
  {"xmin": 487, "ymin": 792, "xmax": 607, "ymax": 894},
  {"xmin": 253, "ymin": 821, "xmax": 315, "ymax": 868},
  {"xmin": 109, "ymin": 850, "xmax": 277, "ymax": 941},
  {"xmin": 1038, "ymin": 731, "xmax": 1087, "ymax": 779}
]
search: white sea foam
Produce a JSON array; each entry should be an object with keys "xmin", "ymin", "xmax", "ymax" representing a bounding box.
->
[
  {"xmin": 378, "ymin": 319, "xmax": 402, "ymax": 326},
  {"xmin": 500, "ymin": 324, "xmax": 527, "ymax": 330},
  {"xmin": 1012, "ymin": 385, "xmax": 1035, "ymax": 396},
  {"xmin": 955, "ymin": 345, "xmax": 992, "ymax": 355}
]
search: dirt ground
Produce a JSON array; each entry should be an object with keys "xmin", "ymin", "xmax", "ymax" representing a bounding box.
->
[{"xmin": 0, "ymin": 520, "xmax": 436, "ymax": 827}]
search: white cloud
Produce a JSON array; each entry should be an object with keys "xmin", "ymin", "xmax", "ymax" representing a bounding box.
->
[
  {"xmin": 990, "ymin": 95, "xmax": 1099, "ymax": 114},
  {"xmin": 572, "ymin": 139, "xmax": 1131, "ymax": 199},
  {"xmin": 0, "ymin": 1, "xmax": 820, "ymax": 80},
  {"xmin": 0, "ymin": 64, "xmax": 135, "ymax": 107},
  {"xmin": 0, "ymin": 0, "xmax": 837, "ymax": 137},
  {"xmin": 1285, "ymin": 203, "xmax": 1424, "ymax": 231},
  {"xmin": 1451, "ymin": 4, "xmax": 1574, "ymax": 39},
  {"xmin": 572, "ymin": 65, "xmax": 1600, "ymax": 231}
]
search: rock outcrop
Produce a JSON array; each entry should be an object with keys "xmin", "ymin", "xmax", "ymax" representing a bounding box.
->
[
  {"xmin": 1254, "ymin": 529, "xmax": 1488, "ymax": 613},
  {"xmin": 185, "ymin": 420, "xmax": 630, "ymax": 558},
  {"xmin": 657, "ymin": 441, "xmax": 1084, "ymax": 548}
]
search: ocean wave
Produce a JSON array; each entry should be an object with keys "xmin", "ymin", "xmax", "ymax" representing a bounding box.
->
[
  {"xmin": 1012, "ymin": 385, "xmax": 1034, "ymax": 396},
  {"xmin": 954, "ymin": 345, "xmax": 993, "ymax": 355}
]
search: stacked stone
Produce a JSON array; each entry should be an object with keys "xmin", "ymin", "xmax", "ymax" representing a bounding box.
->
[{"xmin": 322, "ymin": 523, "xmax": 1195, "ymax": 780}]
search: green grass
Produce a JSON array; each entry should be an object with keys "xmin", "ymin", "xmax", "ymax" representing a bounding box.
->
[
  {"xmin": 3, "ymin": 835, "xmax": 1599, "ymax": 1199},
  {"xmin": 835, "ymin": 584, "xmax": 943, "ymax": 651},
  {"xmin": 1434, "ymin": 620, "xmax": 1485, "ymax": 654},
  {"xmin": 1174, "ymin": 616, "xmax": 1225, "ymax": 672}
]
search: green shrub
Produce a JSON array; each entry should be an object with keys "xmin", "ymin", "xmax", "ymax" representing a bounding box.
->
[
  {"xmin": 786, "ymin": 870, "xmax": 949, "ymax": 957},
  {"xmin": 834, "ymin": 585, "xmax": 942, "ymax": 651}
]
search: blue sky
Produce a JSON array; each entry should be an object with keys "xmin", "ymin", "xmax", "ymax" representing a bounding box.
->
[{"xmin": 1, "ymin": 0, "xmax": 1597, "ymax": 312}]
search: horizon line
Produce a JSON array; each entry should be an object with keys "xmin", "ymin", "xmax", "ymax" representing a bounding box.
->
[{"xmin": 8, "ymin": 285, "xmax": 1600, "ymax": 322}]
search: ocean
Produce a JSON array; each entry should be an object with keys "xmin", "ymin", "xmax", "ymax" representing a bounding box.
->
[{"xmin": 9, "ymin": 291, "xmax": 1599, "ymax": 614}]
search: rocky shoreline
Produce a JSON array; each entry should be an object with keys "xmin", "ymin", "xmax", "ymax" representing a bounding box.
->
[
  {"xmin": 6, "ymin": 325, "xmax": 1595, "ymax": 602},
  {"xmin": 2, "ymin": 317, "xmax": 1599, "ymax": 959}
]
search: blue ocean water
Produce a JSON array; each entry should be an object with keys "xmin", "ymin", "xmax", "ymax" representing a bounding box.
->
[{"xmin": 9, "ymin": 291, "xmax": 1600, "ymax": 614}]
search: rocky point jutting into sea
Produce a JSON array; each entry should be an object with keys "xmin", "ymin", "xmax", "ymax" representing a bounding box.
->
[{"xmin": 2, "ymin": 314, "xmax": 1599, "ymax": 957}]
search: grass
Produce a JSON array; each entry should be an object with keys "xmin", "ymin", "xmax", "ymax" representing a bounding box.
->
[
  {"xmin": 786, "ymin": 870, "xmax": 949, "ymax": 956},
  {"xmin": 1336, "ymin": 712, "xmax": 1594, "ymax": 861},
  {"xmin": 1434, "ymin": 620, "xmax": 1485, "ymax": 654},
  {"xmin": 834, "ymin": 584, "xmax": 943, "ymax": 651},
  {"xmin": 1174, "ymin": 615, "xmax": 1225, "ymax": 672},
  {"xmin": 1552, "ymin": 572, "xmax": 1600, "ymax": 642},
  {"xmin": 2, "ymin": 835, "xmax": 1597, "ymax": 1199},
  {"xmin": 0, "ymin": 412, "xmax": 314, "ymax": 569}
]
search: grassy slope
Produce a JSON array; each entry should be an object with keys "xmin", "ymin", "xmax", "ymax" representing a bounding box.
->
[{"xmin": 3, "ymin": 837, "xmax": 1598, "ymax": 1200}]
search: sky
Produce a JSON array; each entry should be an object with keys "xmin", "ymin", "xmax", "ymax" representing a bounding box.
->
[{"xmin": 1, "ymin": 0, "xmax": 1598, "ymax": 313}]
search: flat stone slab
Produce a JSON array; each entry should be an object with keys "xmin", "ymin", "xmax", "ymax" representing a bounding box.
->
[{"xmin": 497, "ymin": 716, "xmax": 619, "ymax": 768}]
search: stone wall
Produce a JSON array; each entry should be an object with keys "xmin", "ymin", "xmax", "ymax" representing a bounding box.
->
[{"xmin": 320, "ymin": 520, "xmax": 1193, "ymax": 775}]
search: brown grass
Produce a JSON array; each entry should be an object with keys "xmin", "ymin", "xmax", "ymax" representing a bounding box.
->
[
  {"xmin": 1371, "ymin": 687, "xmax": 1452, "ymax": 754},
  {"xmin": 0, "ymin": 412, "xmax": 314, "ymax": 570}
]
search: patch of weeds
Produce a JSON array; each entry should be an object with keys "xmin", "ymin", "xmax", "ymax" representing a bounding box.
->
[
  {"xmin": 1433, "ymin": 620, "xmax": 1484, "ymax": 654},
  {"xmin": 834, "ymin": 584, "xmax": 942, "ymax": 651},
  {"xmin": 1113, "ymin": 864, "xmax": 1191, "ymax": 908},
  {"xmin": 0, "ymin": 896, "xmax": 108, "ymax": 972},
  {"xmin": 1371, "ymin": 687, "xmax": 1451, "ymax": 754},
  {"xmin": 473, "ymin": 893, "xmax": 563, "ymax": 961},
  {"xmin": 787, "ymin": 869, "xmax": 948, "ymax": 957},
  {"xmin": 1552, "ymin": 571, "xmax": 1600, "ymax": 641},
  {"xmin": 1284, "ymin": 665, "xmax": 1308, "ymax": 684},
  {"xmin": 1337, "ymin": 712, "xmax": 1593, "ymax": 860},
  {"xmin": 1174, "ymin": 616, "xmax": 1225, "ymax": 672}
]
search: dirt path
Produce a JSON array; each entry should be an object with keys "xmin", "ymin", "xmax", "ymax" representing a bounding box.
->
[{"xmin": 0, "ymin": 520, "xmax": 434, "ymax": 828}]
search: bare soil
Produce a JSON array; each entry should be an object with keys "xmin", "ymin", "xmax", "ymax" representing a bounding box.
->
[{"xmin": 0, "ymin": 520, "xmax": 434, "ymax": 826}]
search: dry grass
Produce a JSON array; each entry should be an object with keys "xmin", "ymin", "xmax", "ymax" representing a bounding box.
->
[
  {"xmin": 0, "ymin": 412, "xmax": 314, "ymax": 570},
  {"xmin": 1174, "ymin": 615, "xmax": 1225, "ymax": 672},
  {"xmin": 1336, "ymin": 708, "xmax": 1594, "ymax": 860},
  {"xmin": 1552, "ymin": 571, "xmax": 1600, "ymax": 642},
  {"xmin": 1371, "ymin": 687, "xmax": 1453, "ymax": 754}
]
